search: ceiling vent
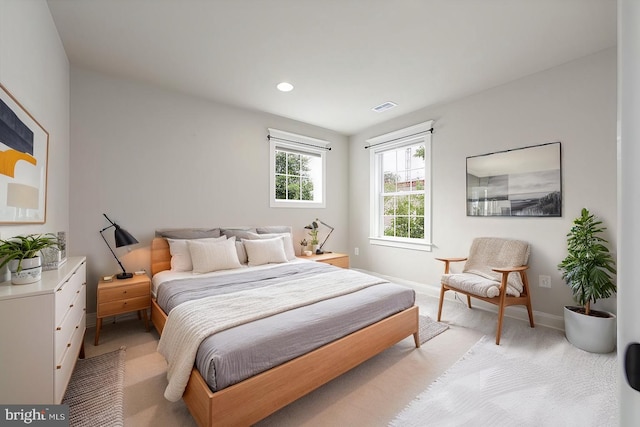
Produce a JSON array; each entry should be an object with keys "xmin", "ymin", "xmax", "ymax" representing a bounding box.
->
[{"xmin": 372, "ymin": 101, "xmax": 398, "ymax": 112}]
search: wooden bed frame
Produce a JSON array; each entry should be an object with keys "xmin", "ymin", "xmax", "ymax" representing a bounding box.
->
[{"xmin": 150, "ymin": 237, "xmax": 420, "ymax": 427}]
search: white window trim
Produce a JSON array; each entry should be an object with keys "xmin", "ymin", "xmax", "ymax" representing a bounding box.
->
[
  {"xmin": 269, "ymin": 128, "xmax": 328, "ymax": 208},
  {"xmin": 368, "ymin": 120, "xmax": 433, "ymax": 251}
]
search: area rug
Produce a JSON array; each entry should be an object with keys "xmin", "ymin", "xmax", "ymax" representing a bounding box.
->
[
  {"xmin": 419, "ymin": 315, "xmax": 449, "ymax": 344},
  {"xmin": 63, "ymin": 347, "xmax": 126, "ymax": 427},
  {"xmin": 390, "ymin": 334, "xmax": 618, "ymax": 427}
]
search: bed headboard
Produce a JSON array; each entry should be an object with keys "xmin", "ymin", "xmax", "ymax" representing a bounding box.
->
[{"xmin": 151, "ymin": 238, "xmax": 171, "ymax": 276}]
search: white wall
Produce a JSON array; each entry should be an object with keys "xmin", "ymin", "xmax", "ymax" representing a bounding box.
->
[
  {"xmin": 618, "ymin": 0, "xmax": 640, "ymax": 422},
  {"xmin": 349, "ymin": 48, "xmax": 617, "ymax": 320},
  {"xmin": 69, "ymin": 67, "xmax": 349, "ymax": 313},
  {"xmin": 0, "ymin": 0, "xmax": 70, "ymax": 277}
]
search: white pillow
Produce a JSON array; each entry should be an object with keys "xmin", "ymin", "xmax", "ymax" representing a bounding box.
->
[
  {"xmin": 167, "ymin": 236, "xmax": 226, "ymax": 271},
  {"xmin": 235, "ymin": 241, "xmax": 248, "ymax": 264},
  {"xmin": 242, "ymin": 236, "xmax": 288, "ymax": 267},
  {"xmin": 187, "ymin": 236, "xmax": 242, "ymax": 274},
  {"xmin": 247, "ymin": 232, "xmax": 296, "ymax": 260}
]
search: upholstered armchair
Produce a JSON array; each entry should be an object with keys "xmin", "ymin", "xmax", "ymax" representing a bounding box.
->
[{"xmin": 436, "ymin": 237, "xmax": 534, "ymax": 344}]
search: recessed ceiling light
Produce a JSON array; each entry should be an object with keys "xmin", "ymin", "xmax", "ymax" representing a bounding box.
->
[
  {"xmin": 372, "ymin": 101, "xmax": 397, "ymax": 112},
  {"xmin": 277, "ymin": 82, "xmax": 294, "ymax": 92}
]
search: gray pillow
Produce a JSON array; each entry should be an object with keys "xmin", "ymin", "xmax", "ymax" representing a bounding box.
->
[
  {"xmin": 155, "ymin": 228, "xmax": 221, "ymax": 239},
  {"xmin": 256, "ymin": 226, "xmax": 292, "ymax": 235},
  {"xmin": 220, "ymin": 227, "xmax": 258, "ymax": 241}
]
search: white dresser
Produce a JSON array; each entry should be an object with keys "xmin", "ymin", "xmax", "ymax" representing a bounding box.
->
[{"xmin": 0, "ymin": 256, "xmax": 86, "ymax": 404}]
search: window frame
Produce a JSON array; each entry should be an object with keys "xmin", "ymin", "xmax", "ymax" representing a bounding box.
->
[
  {"xmin": 368, "ymin": 121, "xmax": 433, "ymax": 251},
  {"xmin": 269, "ymin": 128, "xmax": 328, "ymax": 208}
]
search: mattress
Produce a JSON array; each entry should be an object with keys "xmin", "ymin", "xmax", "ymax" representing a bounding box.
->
[{"xmin": 154, "ymin": 261, "xmax": 415, "ymax": 392}]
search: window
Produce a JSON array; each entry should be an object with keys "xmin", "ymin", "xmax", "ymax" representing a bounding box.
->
[
  {"xmin": 368, "ymin": 121, "xmax": 433, "ymax": 251},
  {"xmin": 269, "ymin": 129, "xmax": 327, "ymax": 208}
]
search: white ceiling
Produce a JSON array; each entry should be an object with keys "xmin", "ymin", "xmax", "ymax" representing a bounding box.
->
[{"xmin": 47, "ymin": 0, "xmax": 616, "ymax": 135}]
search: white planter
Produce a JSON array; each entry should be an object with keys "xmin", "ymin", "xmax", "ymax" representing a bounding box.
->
[
  {"xmin": 8, "ymin": 257, "xmax": 42, "ymax": 285},
  {"xmin": 564, "ymin": 306, "xmax": 616, "ymax": 353}
]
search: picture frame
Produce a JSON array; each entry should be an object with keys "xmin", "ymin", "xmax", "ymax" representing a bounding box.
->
[
  {"xmin": 466, "ymin": 142, "xmax": 561, "ymax": 217},
  {"xmin": 0, "ymin": 83, "xmax": 49, "ymax": 223}
]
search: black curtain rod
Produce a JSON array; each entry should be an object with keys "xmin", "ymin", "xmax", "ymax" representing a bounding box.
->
[
  {"xmin": 267, "ymin": 135, "xmax": 332, "ymax": 151},
  {"xmin": 364, "ymin": 128, "xmax": 433, "ymax": 149}
]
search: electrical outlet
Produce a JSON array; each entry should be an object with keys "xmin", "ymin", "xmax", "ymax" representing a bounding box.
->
[
  {"xmin": 539, "ymin": 275, "xmax": 551, "ymax": 288},
  {"xmin": 354, "ymin": 247, "xmax": 359, "ymax": 256}
]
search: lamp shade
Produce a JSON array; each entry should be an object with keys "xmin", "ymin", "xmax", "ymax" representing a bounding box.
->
[{"xmin": 114, "ymin": 226, "xmax": 138, "ymax": 247}]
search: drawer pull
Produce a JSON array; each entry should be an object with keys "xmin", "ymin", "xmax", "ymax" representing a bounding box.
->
[
  {"xmin": 67, "ymin": 343, "xmax": 71, "ymax": 348},
  {"xmin": 69, "ymin": 304, "xmax": 74, "ymax": 308},
  {"xmin": 56, "ymin": 365, "xmax": 62, "ymax": 370},
  {"xmin": 56, "ymin": 326, "xmax": 61, "ymax": 331}
]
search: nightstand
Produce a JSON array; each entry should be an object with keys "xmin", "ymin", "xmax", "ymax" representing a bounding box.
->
[
  {"xmin": 301, "ymin": 252, "xmax": 349, "ymax": 268},
  {"xmin": 95, "ymin": 274, "xmax": 151, "ymax": 345}
]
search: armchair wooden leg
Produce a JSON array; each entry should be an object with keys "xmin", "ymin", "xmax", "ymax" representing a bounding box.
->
[
  {"xmin": 521, "ymin": 271, "xmax": 535, "ymax": 328},
  {"xmin": 466, "ymin": 295, "xmax": 472, "ymax": 308},
  {"xmin": 437, "ymin": 285, "xmax": 446, "ymax": 322},
  {"xmin": 495, "ymin": 274, "xmax": 510, "ymax": 345},
  {"xmin": 496, "ymin": 303, "xmax": 505, "ymax": 345}
]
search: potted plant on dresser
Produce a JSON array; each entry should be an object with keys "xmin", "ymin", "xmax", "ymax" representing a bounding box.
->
[
  {"xmin": 558, "ymin": 208, "xmax": 617, "ymax": 353},
  {"xmin": 0, "ymin": 233, "xmax": 60, "ymax": 285}
]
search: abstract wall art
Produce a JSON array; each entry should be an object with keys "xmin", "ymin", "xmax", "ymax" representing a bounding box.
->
[{"xmin": 0, "ymin": 83, "xmax": 49, "ymax": 223}]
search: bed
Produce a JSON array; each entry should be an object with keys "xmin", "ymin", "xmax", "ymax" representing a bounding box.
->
[{"xmin": 150, "ymin": 228, "xmax": 420, "ymax": 427}]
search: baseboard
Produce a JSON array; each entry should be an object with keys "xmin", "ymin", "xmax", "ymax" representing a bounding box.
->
[{"xmin": 354, "ymin": 268, "xmax": 565, "ymax": 331}]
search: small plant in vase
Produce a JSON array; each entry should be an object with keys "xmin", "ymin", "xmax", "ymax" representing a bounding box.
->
[
  {"xmin": 0, "ymin": 233, "xmax": 60, "ymax": 284},
  {"xmin": 304, "ymin": 220, "xmax": 322, "ymax": 254}
]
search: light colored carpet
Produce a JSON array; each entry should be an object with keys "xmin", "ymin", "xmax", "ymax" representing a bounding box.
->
[
  {"xmin": 391, "ymin": 330, "xmax": 618, "ymax": 427},
  {"xmin": 419, "ymin": 315, "xmax": 449, "ymax": 344},
  {"xmin": 84, "ymin": 290, "xmax": 618, "ymax": 426},
  {"xmin": 63, "ymin": 347, "xmax": 126, "ymax": 427}
]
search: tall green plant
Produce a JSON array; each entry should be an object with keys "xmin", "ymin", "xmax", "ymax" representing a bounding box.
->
[
  {"xmin": 0, "ymin": 233, "xmax": 59, "ymax": 272},
  {"xmin": 557, "ymin": 208, "xmax": 616, "ymax": 315}
]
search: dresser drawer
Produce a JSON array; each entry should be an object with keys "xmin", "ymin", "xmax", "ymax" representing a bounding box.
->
[
  {"xmin": 99, "ymin": 281, "xmax": 149, "ymax": 302},
  {"xmin": 54, "ymin": 311, "xmax": 85, "ymax": 403},
  {"xmin": 55, "ymin": 285, "xmax": 86, "ymax": 363},
  {"xmin": 55, "ymin": 262, "xmax": 86, "ymax": 325},
  {"xmin": 98, "ymin": 295, "xmax": 150, "ymax": 317}
]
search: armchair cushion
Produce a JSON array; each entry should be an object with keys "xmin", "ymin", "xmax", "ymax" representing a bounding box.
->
[{"xmin": 442, "ymin": 273, "xmax": 516, "ymax": 298}]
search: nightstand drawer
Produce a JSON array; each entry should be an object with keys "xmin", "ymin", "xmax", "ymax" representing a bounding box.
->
[
  {"xmin": 318, "ymin": 256, "xmax": 349, "ymax": 268},
  {"xmin": 98, "ymin": 295, "xmax": 150, "ymax": 317},
  {"xmin": 99, "ymin": 281, "xmax": 149, "ymax": 302},
  {"xmin": 299, "ymin": 253, "xmax": 350, "ymax": 268}
]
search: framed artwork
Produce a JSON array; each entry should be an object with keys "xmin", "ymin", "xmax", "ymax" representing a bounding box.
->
[
  {"xmin": 0, "ymin": 83, "xmax": 49, "ymax": 223},
  {"xmin": 466, "ymin": 142, "xmax": 561, "ymax": 217}
]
